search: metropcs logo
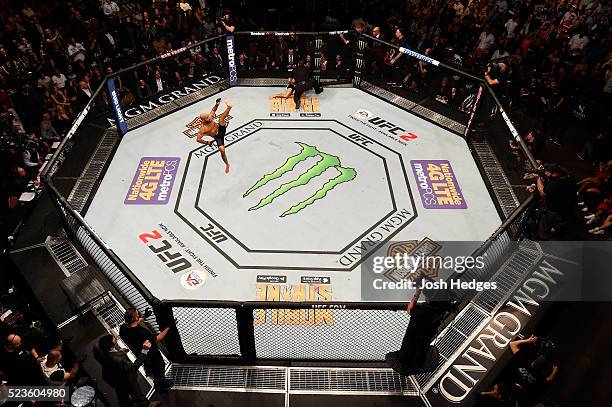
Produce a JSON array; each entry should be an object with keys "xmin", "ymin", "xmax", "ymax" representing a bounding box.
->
[
  {"xmin": 226, "ymin": 35, "xmax": 237, "ymax": 85},
  {"xmin": 125, "ymin": 157, "xmax": 180, "ymax": 205},
  {"xmin": 353, "ymin": 109, "xmax": 418, "ymax": 142},
  {"xmin": 243, "ymin": 142, "xmax": 357, "ymax": 217}
]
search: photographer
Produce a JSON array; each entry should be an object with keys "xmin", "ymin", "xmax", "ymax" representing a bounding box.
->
[
  {"xmin": 508, "ymin": 335, "xmax": 559, "ymax": 406},
  {"xmin": 218, "ymin": 10, "xmax": 235, "ymax": 34},
  {"xmin": 485, "ymin": 61, "xmax": 510, "ymax": 93},
  {"xmin": 526, "ymin": 164, "xmax": 577, "ymax": 239}
]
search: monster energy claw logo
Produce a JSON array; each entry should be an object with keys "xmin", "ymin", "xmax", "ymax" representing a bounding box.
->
[{"xmin": 243, "ymin": 142, "xmax": 356, "ymax": 217}]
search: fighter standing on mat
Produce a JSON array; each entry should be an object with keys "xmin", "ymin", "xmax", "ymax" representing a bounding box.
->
[
  {"xmin": 197, "ymin": 98, "xmax": 233, "ymax": 174},
  {"xmin": 291, "ymin": 59, "xmax": 323, "ymax": 110}
]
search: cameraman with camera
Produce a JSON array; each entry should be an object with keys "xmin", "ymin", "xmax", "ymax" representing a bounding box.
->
[
  {"xmin": 217, "ymin": 10, "xmax": 235, "ymax": 33},
  {"xmin": 526, "ymin": 163, "xmax": 577, "ymax": 239},
  {"xmin": 485, "ymin": 61, "xmax": 510, "ymax": 93}
]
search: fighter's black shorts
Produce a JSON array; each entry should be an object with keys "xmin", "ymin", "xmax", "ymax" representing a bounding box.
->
[{"xmin": 214, "ymin": 124, "xmax": 227, "ymax": 147}]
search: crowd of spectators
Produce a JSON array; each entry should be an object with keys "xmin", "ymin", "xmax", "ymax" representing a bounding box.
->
[
  {"xmin": 0, "ymin": 1, "xmax": 608, "ymax": 404},
  {"xmin": 0, "ymin": 0, "xmax": 609, "ymax": 243},
  {"xmin": 0, "ymin": 0, "xmax": 232, "ymax": 249},
  {"xmin": 0, "ymin": 267, "xmax": 87, "ymax": 401}
]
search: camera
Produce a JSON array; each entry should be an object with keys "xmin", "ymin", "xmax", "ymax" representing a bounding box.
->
[
  {"xmin": 486, "ymin": 62, "xmax": 501, "ymax": 76},
  {"xmin": 535, "ymin": 337, "xmax": 556, "ymax": 360}
]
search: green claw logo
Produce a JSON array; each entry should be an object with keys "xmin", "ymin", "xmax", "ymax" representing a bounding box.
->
[{"xmin": 243, "ymin": 142, "xmax": 357, "ymax": 217}]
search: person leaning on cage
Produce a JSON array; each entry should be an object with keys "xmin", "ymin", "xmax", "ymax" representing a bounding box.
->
[
  {"xmin": 119, "ymin": 307, "xmax": 173, "ymax": 390},
  {"xmin": 196, "ymin": 98, "xmax": 233, "ymax": 174},
  {"xmin": 290, "ymin": 58, "xmax": 323, "ymax": 110}
]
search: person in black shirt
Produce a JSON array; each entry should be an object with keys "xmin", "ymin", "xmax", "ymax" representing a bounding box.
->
[
  {"xmin": 527, "ymin": 164, "xmax": 577, "ymax": 239},
  {"xmin": 507, "ymin": 336, "xmax": 559, "ymax": 405},
  {"xmin": 290, "ymin": 59, "xmax": 323, "ymax": 110},
  {"xmin": 119, "ymin": 308, "xmax": 172, "ymax": 389},
  {"xmin": 93, "ymin": 335, "xmax": 161, "ymax": 407},
  {"xmin": 385, "ymin": 288, "xmax": 455, "ymax": 375},
  {"xmin": 218, "ymin": 10, "xmax": 235, "ymax": 34},
  {"xmin": 485, "ymin": 61, "xmax": 510, "ymax": 93},
  {"xmin": 0, "ymin": 333, "xmax": 44, "ymax": 385},
  {"xmin": 540, "ymin": 80, "xmax": 566, "ymax": 144}
]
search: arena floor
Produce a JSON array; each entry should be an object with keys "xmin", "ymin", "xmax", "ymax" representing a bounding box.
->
[{"xmin": 84, "ymin": 86, "xmax": 501, "ymax": 302}]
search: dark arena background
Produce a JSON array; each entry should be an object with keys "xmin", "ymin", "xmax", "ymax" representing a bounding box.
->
[{"xmin": 1, "ymin": 1, "xmax": 610, "ymax": 407}]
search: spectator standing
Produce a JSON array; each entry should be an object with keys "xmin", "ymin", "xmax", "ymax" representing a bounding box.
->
[
  {"xmin": 475, "ymin": 26, "xmax": 496, "ymax": 58},
  {"xmin": 94, "ymin": 335, "xmax": 161, "ymax": 407},
  {"xmin": 40, "ymin": 112, "xmax": 60, "ymax": 142},
  {"xmin": 67, "ymin": 38, "xmax": 86, "ymax": 63}
]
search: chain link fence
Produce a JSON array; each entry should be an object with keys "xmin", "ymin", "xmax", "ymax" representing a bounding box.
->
[{"xmin": 41, "ymin": 29, "xmax": 539, "ymax": 366}]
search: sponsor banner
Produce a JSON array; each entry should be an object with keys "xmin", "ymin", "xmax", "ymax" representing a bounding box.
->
[
  {"xmin": 138, "ymin": 226, "xmax": 217, "ymax": 292},
  {"xmin": 350, "ymin": 109, "xmax": 418, "ymax": 146},
  {"xmin": 463, "ymin": 86, "xmax": 483, "ymax": 137},
  {"xmin": 269, "ymin": 95, "xmax": 320, "ymax": 115},
  {"xmin": 244, "ymin": 142, "xmax": 356, "ymax": 217},
  {"xmin": 301, "ymin": 276, "xmax": 331, "ymax": 284},
  {"xmin": 424, "ymin": 256, "xmax": 568, "ymax": 406},
  {"xmin": 66, "ymin": 106, "xmax": 90, "ymax": 139},
  {"xmin": 398, "ymin": 46, "xmax": 440, "ymax": 66},
  {"xmin": 107, "ymin": 78, "xmax": 128, "ymax": 135},
  {"xmin": 257, "ymin": 275, "xmax": 287, "ymax": 284},
  {"xmin": 180, "ymin": 270, "xmax": 207, "ymax": 290},
  {"xmin": 411, "ymin": 160, "xmax": 467, "ymax": 209},
  {"xmin": 226, "ymin": 35, "xmax": 237, "ymax": 86},
  {"xmin": 125, "ymin": 157, "xmax": 180, "ymax": 205},
  {"xmin": 156, "ymin": 223, "xmax": 218, "ymax": 279},
  {"xmin": 107, "ymin": 75, "xmax": 223, "ymax": 127},
  {"xmin": 160, "ymin": 46, "xmax": 188, "ymax": 59},
  {"xmin": 254, "ymin": 282, "xmax": 335, "ymax": 326}
]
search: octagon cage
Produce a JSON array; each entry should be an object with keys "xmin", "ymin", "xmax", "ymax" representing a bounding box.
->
[{"xmin": 42, "ymin": 30, "xmax": 538, "ymax": 367}]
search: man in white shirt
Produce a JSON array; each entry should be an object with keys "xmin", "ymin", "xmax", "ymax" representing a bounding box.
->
[
  {"xmin": 67, "ymin": 38, "xmax": 86, "ymax": 62},
  {"xmin": 40, "ymin": 350, "xmax": 79, "ymax": 385},
  {"xmin": 569, "ymin": 31, "xmax": 589, "ymax": 56},
  {"xmin": 505, "ymin": 15, "xmax": 519, "ymax": 39},
  {"xmin": 475, "ymin": 27, "xmax": 495, "ymax": 57},
  {"xmin": 51, "ymin": 69, "xmax": 67, "ymax": 89},
  {"xmin": 154, "ymin": 70, "xmax": 164, "ymax": 93}
]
